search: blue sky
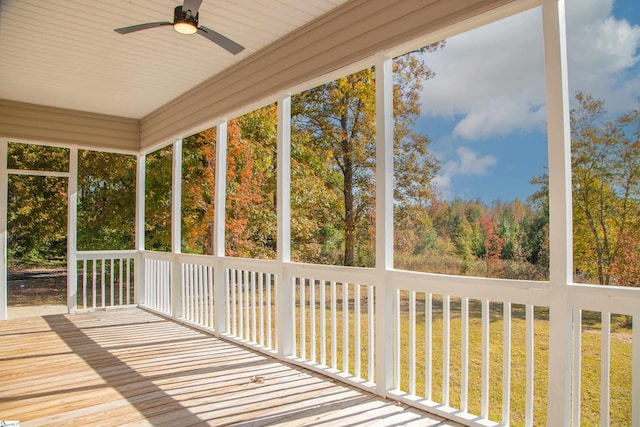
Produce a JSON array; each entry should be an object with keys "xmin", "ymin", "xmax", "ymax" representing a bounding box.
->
[{"xmin": 416, "ymin": 0, "xmax": 640, "ymax": 203}]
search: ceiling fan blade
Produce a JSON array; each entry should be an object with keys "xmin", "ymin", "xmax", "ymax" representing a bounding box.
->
[
  {"xmin": 182, "ymin": 0, "xmax": 203, "ymax": 16},
  {"xmin": 197, "ymin": 26, "xmax": 245, "ymax": 55},
  {"xmin": 114, "ymin": 22, "xmax": 172, "ymax": 34}
]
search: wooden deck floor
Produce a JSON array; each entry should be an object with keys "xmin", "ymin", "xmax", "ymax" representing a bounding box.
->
[{"xmin": 0, "ymin": 308, "xmax": 459, "ymax": 426}]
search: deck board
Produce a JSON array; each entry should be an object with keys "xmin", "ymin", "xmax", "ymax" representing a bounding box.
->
[{"xmin": 0, "ymin": 308, "xmax": 459, "ymax": 426}]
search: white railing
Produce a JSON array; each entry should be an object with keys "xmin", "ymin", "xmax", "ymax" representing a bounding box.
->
[
  {"xmin": 76, "ymin": 250, "xmax": 136, "ymax": 310},
  {"xmin": 141, "ymin": 251, "xmax": 172, "ymax": 315},
  {"xmin": 179, "ymin": 253, "xmax": 215, "ymax": 330},
  {"xmin": 222, "ymin": 258, "xmax": 279, "ymax": 352},
  {"xmin": 288, "ymin": 263, "xmax": 376, "ymax": 388},
  {"xmin": 387, "ymin": 270, "xmax": 551, "ymax": 427},
  {"xmin": 133, "ymin": 254, "xmax": 639, "ymax": 427},
  {"xmin": 568, "ymin": 284, "xmax": 640, "ymax": 427}
]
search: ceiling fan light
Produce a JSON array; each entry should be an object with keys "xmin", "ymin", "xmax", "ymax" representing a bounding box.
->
[{"xmin": 173, "ymin": 21, "xmax": 197, "ymax": 34}]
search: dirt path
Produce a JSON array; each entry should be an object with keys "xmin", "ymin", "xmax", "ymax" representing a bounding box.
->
[{"xmin": 7, "ymin": 267, "xmax": 67, "ymax": 306}]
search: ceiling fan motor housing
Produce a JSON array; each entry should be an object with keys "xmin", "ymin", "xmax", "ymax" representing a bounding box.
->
[{"xmin": 174, "ymin": 5, "xmax": 198, "ymax": 27}]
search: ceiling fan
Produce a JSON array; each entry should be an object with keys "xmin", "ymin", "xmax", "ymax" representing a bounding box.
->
[{"xmin": 114, "ymin": 0, "xmax": 245, "ymax": 55}]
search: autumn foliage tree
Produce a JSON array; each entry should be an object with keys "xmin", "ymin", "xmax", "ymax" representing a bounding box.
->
[
  {"xmin": 292, "ymin": 69, "xmax": 376, "ymax": 266},
  {"xmin": 292, "ymin": 46, "xmax": 442, "ymax": 267},
  {"xmin": 224, "ymin": 109, "xmax": 277, "ymax": 259},
  {"xmin": 571, "ymin": 92, "xmax": 640, "ymax": 285},
  {"xmin": 480, "ymin": 212, "xmax": 506, "ymax": 277},
  {"xmin": 530, "ymin": 92, "xmax": 640, "ymax": 286},
  {"xmin": 178, "ymin": 105, "xmax": 278, "ymax": 259},
  {"xmin": 181, "ymin": 128, "xmax": 216, "ymax": 254},
  {"xmin": 610, "ymin": 227, "xmax": 640, "ymax": 287}
]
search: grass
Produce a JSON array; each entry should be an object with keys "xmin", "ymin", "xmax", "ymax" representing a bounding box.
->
[
  {"xmin": 579, "ymin": 311, "xmax": 633, "ymax": 426},
  {"xmin": 396, "ymin": 302, "xmax": 550, "ymax": 425},
  {"xmin": 287, "ymin": 286, "xmax": 633, "ymax": 427}
]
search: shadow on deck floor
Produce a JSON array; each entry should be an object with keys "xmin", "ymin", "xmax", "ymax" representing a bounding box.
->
[{"xmin": 0, "ymin": 308, "xmax": 460, "ymax": 426}]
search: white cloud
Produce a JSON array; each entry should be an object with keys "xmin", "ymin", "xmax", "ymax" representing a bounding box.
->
[
  {"xmin": 453, "ymin": 98, "xmax": 546, "ymax": 140},
  {"xmin": 420, "ymin": 0, "xmax": 640, "ymax": 138},
  {"xmin": 566, "ymin": 0, "xmax": 640, "ymax": 108},
  {"xmin": 421, "ymin": 8, "xmax": 545, "ymax": 129},
  {"xmin": 433, "ymin": 147, "xmax": 497, "ymax": 193}
]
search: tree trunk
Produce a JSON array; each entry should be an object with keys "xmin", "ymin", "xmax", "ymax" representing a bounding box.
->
[{"xmin": 204, "ymin": 221, "xmax": 215, "ymax": 255}]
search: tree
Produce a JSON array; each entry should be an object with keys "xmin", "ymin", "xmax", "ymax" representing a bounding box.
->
[
  {"xmin": 7, "ymin": 142, "xmax": 137, "ymax": 262},
  {"xmin": 290, "ymin": 129, "xmax": 343, "ymax": 264},
  {"xmin": 145, "ymin": 145, "xmax": 173, "ymax": 252},
  {"xmin": 180, "ymin": 106, "xmax": 278, "ymax": 259},
  {"xmin": 7, "ymin": 142, "xmax": 69, "ymax": 172},
  {"xmin": 292, "ymin": 45, "xmax": 442, "ymax": 266},
  {"xmin": 77, "ymin": 151, "xmax": 136, "ymax": 251},
  {"xmin": 292, "ymin": 69, "xmax": 376, "ymax": 266},
  {"xmin": 609, "ymin": 225, "xmax": 640, "ymax": 326},
  {"xmin": 393, "ymin": 47, "xmax": 442, "ymax": 208},
  {"xmin": 532, "ymin": 92, "xmax": 640, "ymax": 285},
  {"xmin": 609, "ymin": 226, "xmax": 640, "ymax": 287},
  {"xmin": 481, "ymin": 212, "xmax": 506, "ymax": 277},
  {"xmin": 452, "ymin": 213, "xmax": 473, "ymax": 273},
  {"xmin": 181, "ymin": 128, "xmax": 216, "ymax": 254},
  {"xmin": 6, "ymin": 142, "xmax": 69, "ymax": 265},
  {"xmin": 224, "ymin": 105, "xmax": 277, "ymax": 259},
  {"xmin": 393, "ymin": 47, "xmax": 442, "ymax": 266},
  {"xmin": 7, "ymin": 175, "xmax": 67, "ymax": 265},
  {"xmin": 571, "ymin": 92, "xmax": 640, "ymax": 285}
]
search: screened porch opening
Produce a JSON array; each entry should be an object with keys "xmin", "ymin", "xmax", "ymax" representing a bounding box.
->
[{"xmin": 0, "ymin": 0, "xmax": 639, "ymax": 426}]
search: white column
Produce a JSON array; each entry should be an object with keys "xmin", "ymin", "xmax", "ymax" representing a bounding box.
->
[
  {"xmin": 277, "ymin": 95, "xmax": 293, "ymax": 358},
  {"xmin": 375, "ymin": 56, "xmax": 394, "ymax": 395},
  {"xmin": 214, "ymin": 122, "xmax": 228, "ymax": 335},
  {"xmin": 0, "ymin": 140, "xmax": 8, "ymax": 320},
  {"xmin": 171, "ymin": 140, "xmax": 182, "ymax": 255},
  {"xmin": 67, "ymin": 147, "xmax": 78, "ymax": 313},
  {"xmin": 171, "ymin": 139, "xmax": 183, "ymax": 319},
  {"xmin": 277, "ymin": 96, "xmax": 292, "ymax": 265},
  {"xmin": 633, "ymin": 311, "xmax": 640, "ymax": 427},
  {"xmin": 214, "ymin": 123, "xmax": 228, "ymax": 258},
  {"xmin": 542, "ymin": 0, "xmax": 573, "ymax": 424},
  {"xmin": 135, "ymin": 154, "xmax": 146, "ymax": 305}
]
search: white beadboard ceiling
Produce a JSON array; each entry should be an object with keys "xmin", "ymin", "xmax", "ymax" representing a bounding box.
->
[{"xmin": 0, "ymin": 0, "xmax": 348, "ymax": 119}]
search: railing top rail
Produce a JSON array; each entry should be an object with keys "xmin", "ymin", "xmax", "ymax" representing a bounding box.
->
[
  {"xmin": 177, "ymin": 252, "xmax": 216, "ymax": 266},
  {"xmin": 391, "ymin": 268, "xmax": 549, "ymax": 289},
  {"xmin": 141, "ymin": 250, "xmax": 174, "ymax": 262},
  {"xmin": 77, "ymin": 250, "xmax": 138, "ymax": 259},
  {"xmin": 285, "ymin": 262, "xmax": 376, "ymax": 285},
  {"xmin": 569, "ymin": 283, "xmax": 640, "ymax": 315},
  {"xmin": 390, "ymin": 268, "xmax": 550, "ymax": 306},
  {"xmin": 221, "ymin": 256, "xmax": 280, "ymax": 274},
  {"xmin": 84, "ymin": 249, "xmax": 640, "ymax": 313}
]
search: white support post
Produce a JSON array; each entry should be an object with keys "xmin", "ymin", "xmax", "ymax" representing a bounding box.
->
[
  {"xmin": 633, "ymin": 308, "xmax": 640, "ymax": 427},
  {"xmin": 375, "ymin": 56, "xmax": 394, "ymax": 396},
  {"xmin": 171, "ymin": 139, "xmax": 183, "ymax": 319},
  {"xmin": 135, "ymin": 154, "xmax": 146, "ymax": 305},
  {"xmin": 67, "ymin": 147, "xmax": 78, "ymax": 313},
  {"xmin": 277, "ymin": 94, "xmax": 293, "ymax": 358},
  {"xmin": 214, "ymin": 122, "xmax": 228, "ymax": 335},
  {"xmin": 542, "ymin": 0, "xmax": 573, "ymax": 425},
  {"xmin": 0, "ymin": 139, "xmax": 8, "ymax": 321}
]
